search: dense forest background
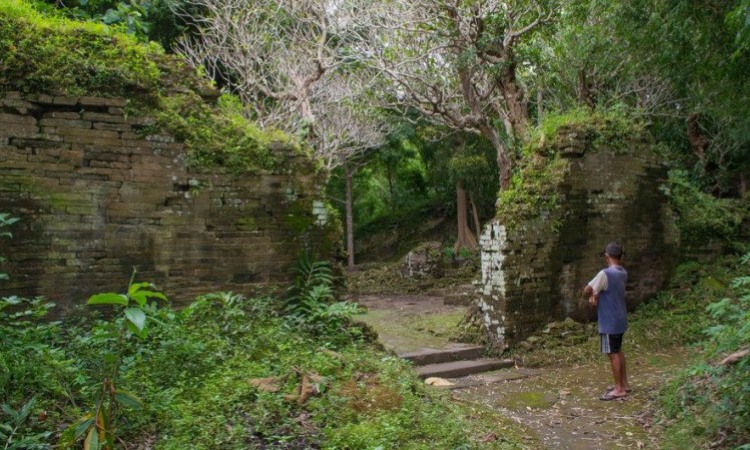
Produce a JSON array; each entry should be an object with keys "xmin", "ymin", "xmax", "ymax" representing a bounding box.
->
[
  {"xmin": 28, "ymin": 0, "xmax": 750, "ymax": 262},
  {"xmin": 1, "ymin": 0, "xmax": 749, "ymax": 449}
]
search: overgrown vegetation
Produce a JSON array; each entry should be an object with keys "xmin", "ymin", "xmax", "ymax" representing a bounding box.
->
[
  {"xmin": 0, "ymin": 0, "xmax": 297, "ymax": 173},
  {"xmin": 0, "ymin": 259, "xmax": 516, "ymax": 449},
  {"xmin": 663, "ymin": 170, "xmax": 748, "ymax": 250},
  {"xmin": 657, "ymin": 254, "xmax": 750, "ymax": 449},
  {"xmin": 494, "ymin": 151, "xmax": 567, "ymax": 229},
  {"xmin": 529, "ymin": 108, "xmax": 649, "ymax": 155},
  {"xmin": 495, "ymin": 108, "xmax": 653, "ymax": 229}
]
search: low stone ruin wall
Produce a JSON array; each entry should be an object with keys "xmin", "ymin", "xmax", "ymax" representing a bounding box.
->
[{"xmin": 0, "ymin": 92, "xmax": 335, "ymax": 312}]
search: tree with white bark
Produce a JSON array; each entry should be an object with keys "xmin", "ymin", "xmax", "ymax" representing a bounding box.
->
[
  {"xmin": 174, "ymin": 0, "xmax": 390, "ymax": 265},
  {"xmin": 351, "ymin": 0, "xmax": 555, "ymax": 189},
  {"xmin": 349, "ymin": 0, "xmax": 555, "ymax": 249},
  {"xmin": 174, "ymin": 0, "xmax": 360, "ymax": 134},
  {"xmin": 310, "ymin": 76, "xmax": 392, "ymax": 267}
]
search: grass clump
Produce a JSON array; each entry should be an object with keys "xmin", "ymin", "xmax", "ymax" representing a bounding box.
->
[
  {"xmin": 529, "ymin": 107, "xmax": 648, "ymax": 154},
  {"xmin": 494, "ymin": 152, "xmax": 567, "ymax": 228}
]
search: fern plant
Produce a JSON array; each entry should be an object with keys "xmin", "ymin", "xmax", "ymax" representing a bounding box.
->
[
  {"xmin": 284, "ymin": 253, "xmax": 334, "ymax": 317},
  {"xmin": 283, "ymin": 253, "xmax": 361, "ymax": 340},
  {"xmin": 0, "ymin": 397, "xmax": 50, "ymax": 450}
]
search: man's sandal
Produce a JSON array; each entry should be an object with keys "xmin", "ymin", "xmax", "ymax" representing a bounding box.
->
[
  {"xmin": 605, "ymin": 386, "xmax": 633, "ymax": 393},
  {"xmin": 599, "ymin": 392, "xmax": 627, "ymax": 401}
]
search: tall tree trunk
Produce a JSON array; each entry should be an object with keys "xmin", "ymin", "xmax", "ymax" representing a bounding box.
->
[
  {"xmin": 475, "ymin": 123, "xmax": 513, "ymax": 190},
  {"xmin": 577, "ymin": 69, "xmax": 594, "ymax": 108},
  {"xmin": 741, "ymin": 172, "xmax": 747, "ymax": 199},
  {"xmin": 501, "ymin": 61, "xmax": 528, "ymax": 138},
  {"xmin": 687, "ymin": 113, "xmax": 707, "ymax": 176},
  {"xmin": 345, "ymin": 163, "xmax": 355, "ymax": 269},
  {"xmin": 386, "ymin": 164, "xmax": 395, "ymax": 211},
  {"xmin": 469, "ymin": 193, "xmax": 481, "ymax": 240},
  {"xmin": 537, "ymin": 85, "xmax": 544, "ymax": 127},
  {"xmin": 454, "ymin": 182, "xmax": 478, "ymax": 253}
]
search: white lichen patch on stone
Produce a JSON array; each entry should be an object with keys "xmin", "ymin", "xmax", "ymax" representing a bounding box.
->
[
  {"xmin": 479, "ymin": 220, "xmax": 509, "ymax": 345},
  {"xmin": 312, "ymin": 200, "xmax": 328, "ymax": 225}
]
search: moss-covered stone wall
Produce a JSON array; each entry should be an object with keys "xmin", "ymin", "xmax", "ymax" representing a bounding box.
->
[
  {"xmin": 0, "ymin": 91, "xmax": 337, "ymax": 312},
  {"xmin": 479, "ymin": 122, "xmax": 679, "ymax": 349}
]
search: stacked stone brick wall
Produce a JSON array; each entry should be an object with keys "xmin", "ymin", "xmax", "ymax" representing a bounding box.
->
[
  {"xmin": 479, "ymin": 132, "xmax": 679, "ymax": 349},
  {"xmin": 0, "ymin": 92, "xmax": 333, "ymax": 313}
]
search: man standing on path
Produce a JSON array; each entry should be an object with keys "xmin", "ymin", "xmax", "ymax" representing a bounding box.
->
[{"xmin": 583, "ymin": 242, "xmax": 630, "ymax": 401}]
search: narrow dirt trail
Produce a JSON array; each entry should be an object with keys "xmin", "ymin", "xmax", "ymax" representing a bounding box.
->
[
  {"xmin": 354, "ymin": 294, "xmax": 689, "ymax": 450},
  {"xmin": 451, "ymin": 349, "xmax": 685, "ymax": 449}
]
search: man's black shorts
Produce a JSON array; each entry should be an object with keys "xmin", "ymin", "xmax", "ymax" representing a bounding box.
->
[{"xmin": 600, "ymin": 333, "xmax": 624, "ymax": 354}]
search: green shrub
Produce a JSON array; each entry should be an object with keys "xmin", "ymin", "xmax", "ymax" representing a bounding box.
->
[
  {"xmin": 283, "ymin": 253, "xmax": 363, "ymax": 344},
  {"xmin": 663, "ymin": 169, "xmax": 746, "ymax": 247},
  {"xmin": 0, "ymin": 278, "xmax": 519, "ymax": 449},
  {"xmin": 658, "ymin": 253, "xmax": 750, "ymax": 449},
  {"xmin": 0, "ymin": 0, "xmax": 162, "ymax": 97},
  {"xmin": 0, "ymin": 297, "xmax": 77, "ymax": 449}
]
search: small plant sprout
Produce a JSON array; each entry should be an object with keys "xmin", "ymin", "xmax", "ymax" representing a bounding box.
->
[{"xmin": 59, "ymin": 270, "xmax": 167, "ymax": 450}]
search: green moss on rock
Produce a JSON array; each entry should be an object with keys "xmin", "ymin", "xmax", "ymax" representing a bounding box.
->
[
  {"xmin": 496, "ymin": 110, "xmax": 654, "ymax": 230},
  {"xmin": 0, "ymin": 0, "xmax": 309, "ymax": 174}
]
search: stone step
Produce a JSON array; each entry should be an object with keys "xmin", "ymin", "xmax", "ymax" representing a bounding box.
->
[
  {"xmin": 415, "ymin": 358, "xmax": 515, "ymax": 379},
  {"xmin": 400, "ymin": 345, "xmax": 484, "ymax": 366}
]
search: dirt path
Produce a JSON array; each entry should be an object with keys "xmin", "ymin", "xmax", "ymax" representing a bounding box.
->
[{"xmin": 353, "ymin": 294, "xmax": 685, "ymax": 450}]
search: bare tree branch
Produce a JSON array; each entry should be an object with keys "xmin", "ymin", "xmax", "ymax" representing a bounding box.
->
[{"xmin": 350, "ymin": 0, "xmax": 553, "ymax": 187}]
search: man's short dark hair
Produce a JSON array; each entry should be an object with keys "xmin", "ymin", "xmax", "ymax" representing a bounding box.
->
[{"xmin": 605, "ymin": 242, "xmax": 624, "ymax": 258}]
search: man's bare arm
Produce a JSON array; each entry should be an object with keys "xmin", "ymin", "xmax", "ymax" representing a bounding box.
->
[{"xmin": 583, "ymin": 285, "xmax": 598, "ymax": 307}]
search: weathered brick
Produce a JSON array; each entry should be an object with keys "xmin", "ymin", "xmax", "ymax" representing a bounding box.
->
[
  {"xmin": 40, "ymin": 118, "xmax": 92, "ymax": 129},
  {"xmin": 93, "ymin": 122, "xmax": 132, "ymax": 132},
  {"xmin": 83, "ymin": 150, "xmax": 130, "ymax": 163},
  {"xmin": 127, "ymin": 116, "xmax": 156, "ymax": 126},
  {"xmin": 79, "ymin": 96, "xmax": 127, "ymax": 107},
  {"xmin": 82, "ymin": 112, "xmax": 127, "ymax": 123},
  {"xmin": 43, "ymin": 111, "xmax": 81, "ymax": 120},
  {"xmin": 1, "ymin": 98, "xmax": 40, "ymax": 114},
  {"xmin": 52, "ymin": 97, "xmax": 79, "ymax": 106},
  {"xmin": 24, "ymin": 93, "xmax": 54, "ymax": 104},
  {"xmin": 0, "ymin": 123, "xmax": 40, "ymax": 141},
  {"xmin": 88, "ymin": 160, "xmax": 131, "ymax": 170},
  {"xmin": 63, "ymin": 134, "xmax": 122, "ymax": 146},
  {"xmin": 0, "ymin": 113, "xmax": 37, "ymax": 125}
]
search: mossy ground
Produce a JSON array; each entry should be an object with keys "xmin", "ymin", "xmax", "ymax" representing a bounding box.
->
[{"xmin": 352, "ymin": 294, "xmax": 467, "ymax": 353}]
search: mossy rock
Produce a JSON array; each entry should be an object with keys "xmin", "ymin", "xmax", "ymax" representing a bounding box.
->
[{"xmin": 0, "ymin": 0, "xmax": 309, "ymax": 174}]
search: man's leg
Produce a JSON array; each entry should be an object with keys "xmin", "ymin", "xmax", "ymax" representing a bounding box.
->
[
  {"xmin": 603, "ymin": 333, "xmax": 628, "ymax": 397},
  {"xmin": 608, "ymin": 352, "xmax": 627, "ymax": 397}
]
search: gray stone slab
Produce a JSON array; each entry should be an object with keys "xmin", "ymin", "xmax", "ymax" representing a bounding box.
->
[
  {"xmin": 415, "ymin": 358, "xmax": 515, "ymax": 379},
  {"xmin": 400, "ymin": 345, "xmax": 484, "ymax": 366}
]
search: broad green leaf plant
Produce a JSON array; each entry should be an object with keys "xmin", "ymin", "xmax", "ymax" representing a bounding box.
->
[{"xmin": 60, "ymin": 271, "xmax": 167, "ymax": 450}]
